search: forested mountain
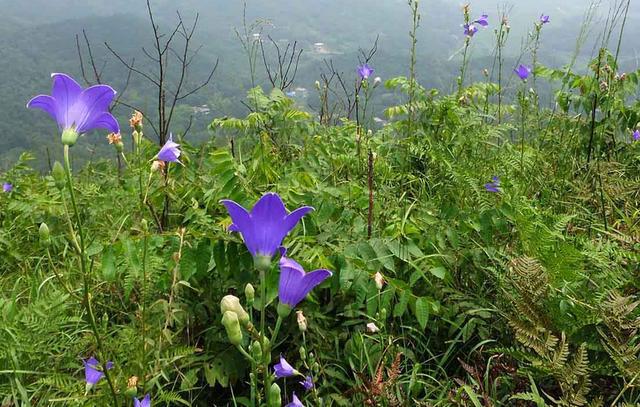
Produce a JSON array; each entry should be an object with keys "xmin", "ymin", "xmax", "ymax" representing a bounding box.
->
[{"xmin": 1, "ymin": 0, "xmax": 639, "ymax": 168}]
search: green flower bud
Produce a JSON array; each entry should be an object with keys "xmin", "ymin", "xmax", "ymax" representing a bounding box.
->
[
  {"xmin": 221, "ymin": 311, "xmax": 243, "ymax": 346},
  {"xmin": 380, "ymin": 308, "xmax": 387, "ymax": 320},
  {"xmin": 299, "ymin": 346, "xmax": 306, "ymax": 361},
  {"xmin": 52, "ymin": 161, "xmax": 66, "ymax": 190},
  {"xmin": 268, "ymin": 383, "xmax": 282, "ymax": 407},
  {"xmin": 39, "ymin": 223, "xmax": 51, "ymax": 247},
  {"xmin": 277, "ymin": 303, "xmax": 292, "ymax": 318},
  {"xmin": 221, "ymin": 295, "xmax": 250, "ymax": 325},
  {"xmin": 250, "ymin": 340, "xmax": 262, "ymax": 361},
  {"xmin": 245, "ymin": 283, "xmax": 255, "ymax": 305},
  {"xmin": 61, "ymin": 128, "xmax": 79, "ymax": 146}
]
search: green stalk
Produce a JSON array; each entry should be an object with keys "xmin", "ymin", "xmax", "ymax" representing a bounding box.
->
[
  {"xmin": 140, "ymin": 228, "xmax": 149, "ymax": 389},
  {"xmin": 259, "ymin": 268, "xmax": 268, "ymax": 403},
  {"xmin": 64, "ymin": 145, "xmax": 119, "ymax": 406}
]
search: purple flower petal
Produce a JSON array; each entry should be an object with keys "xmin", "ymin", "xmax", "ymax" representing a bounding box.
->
[
  {"xmin": 633, "ymin": 130, "xmax": 640, "ymax": 141},
  {"xmin": 221, "ymin": 193, "xmax": 313, "ymax": 258},
  {"xmin": 3, "ymin": 183, "xmax": 13, "ymax": 193},
  {"xmin": 286, "ymin": 393, "xmax": 305, "ymax": 407},
  {"xmin": 278, "ymin": 256, "xmax": 332, "ymax": 308},
  {"xmin": 157, "ymin": 134, "xmax": 181, "ymax": 162},
  {"xmin": 473, "ymin": 14, "xmax": 489, "ymax": 27},
  {"xmin": 26, "ymin": 95, "xmax": 58, "ymax": 122},
  {"xmin": 273, "ymin": 355, "xmax": 296, "ymax": 378},
  {"xmin": 71, "ymin": 85, "xmax": 118, "ymax": 134},
  {"xmin": 83, "ymin": 357, "xmax": 104, "ymax": 385},
  {"xmin": 300, "ymin": 375, "xmax": 314, "ymax": 390},
  {"xmin": 51, "ymin": 73, "xmax": 83, "ymax": 128},
  {"xmin": 357, "ymin": 64, "xmax": 374, "ymax": 80},
  {"xmin": 134, "ymin": 394, "xmax": 151, "ymax": 407},
  {"xmin": 514, "ymin": 64, "xmax": 532, "ymax": 81}
]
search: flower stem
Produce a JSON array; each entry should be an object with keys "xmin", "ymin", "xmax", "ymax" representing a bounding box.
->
[
  {"xmin": 259, "ymin": 268, "xmax": 268, "ymax": 403},
  {"xmin": 270, "ymin": 316, "xmax": 283, "ymax": 347},
  {"xmin": 63, "ymin": 145, "xmax": 119, "ymax": 406}
]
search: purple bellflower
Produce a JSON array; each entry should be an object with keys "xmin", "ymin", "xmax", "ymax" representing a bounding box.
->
[
  {"xmin": 484, "ymin": 176, "xmax": 501, "ymax": 193},
  {"xmin": 514, "ymin": 64, "xmax": 532, "ymax": 81},
  {"xmin": 633, "ymin": 130, "xmax": 640, "ymax": 141},
  {"xmin": 220, "ymin": 193, "xmax": 313, "ymax": 263},
  {"xmin": 357, "ymin": 64, "xmax": 374, "ymax": 80},
  {"xmin": 540, "ymin": 14, "xmax": 550, "ymax": 24},
  {"xmin": 274, "ymin": 355, "xmax": 298, "ymax": 378},
  {"xmin": 278, "ymin": 254, "xmax": 332, "ymax": 312},
  {"xmin": 27, "ymin": 73, "xmax": 119, "ymax": 146},
  {"xmin": 300, "ymin": 375, "xmax": 314, "ymax": 390},
  {"xmin": 157, "ymin": 133, "xmax": 181, "ymax": 163},
  {"xmin": 3, "ymin": 183, "xmax": 12, "ymax": 193},
  {"xmin": 84, "ymin": 357, "xmax": 113, "ymax": 386},
  {"xmin": 134, "ymin": 394, "xmax": 151, "ymax": 407},
  {"xmin": 464, "ymin": 23, "xmax": 478, "ymax": 37},
  {"xmin": 286, "ymin": 393, "xmax": 305, "ymax": 407},
  {"xmin": 473, "ymin": 14, "xmax": 489, "ymax": 27}
]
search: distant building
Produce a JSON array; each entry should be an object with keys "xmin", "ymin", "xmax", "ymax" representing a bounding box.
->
[{"xmin": 193, "ymin": 104, "xmax": 211, "ymax": 115}]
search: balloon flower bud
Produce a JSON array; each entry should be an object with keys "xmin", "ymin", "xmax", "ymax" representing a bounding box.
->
[
  {"xmin": 221, "ymin": 311, "xmax": 243, "ymax": 346},
  {"xmin": 245, "ymin": 283, "xmax": 255, "ymax": 305},
  {"xmin": 221, "ymin": 295, "xmax": 250, "ymax": 325},
  {"xmin": 39, "ymin": 222, "xmax": 51, "ymax": 247},
  {"xmin": 52, "ymin": 161, "xmax": 66, "ymax": 190},
  {"xmin": 374, "ymin": 271, "xmax": 385, "ymax": 290},
  {"xmin": 296, "ymin": 310, "xmax": 307, "ymax": 332},
  {"xmin": 299, "ymin": 346, "xmax": 307, "ymax": 361},
  {"xmin": 269, "ymin": 383, "xmax": 282, "ymax": 407}
]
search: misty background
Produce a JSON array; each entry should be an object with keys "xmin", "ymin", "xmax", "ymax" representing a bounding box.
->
[{"xmin": 1, "ymin": 0, "xmax": 638, "ymax": 168}]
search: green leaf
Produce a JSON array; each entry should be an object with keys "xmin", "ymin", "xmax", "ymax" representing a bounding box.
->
[
  {"xmin": 414, "ymin": 297, "xmax": 430, "ymax": 330},
  {"xmin": 101, "ymin": 246, "xmax": 117, "ymax": 282},
  {"xmin": 429, "ymin": 266, "xmax": 447, "ymax": 280}
]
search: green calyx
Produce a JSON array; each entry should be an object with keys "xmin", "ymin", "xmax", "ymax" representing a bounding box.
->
[
  {"xmin": 61, "ymin": 128, "xmax": 79, "ymax": 146},
  {"xmin": 253, "ymin": 255, "xmax": 272, "ymax": 272},
  {"xmin": 277, "ymin": 303, "xmax": 292, "ymax": 318}
]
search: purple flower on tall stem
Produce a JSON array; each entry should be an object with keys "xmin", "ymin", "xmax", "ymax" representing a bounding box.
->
[
  {"xmin": 300, "ymin": 375, "xmax": 314, "ymax": 390},
  {"xmin": 278, "ymin": 255, "xmax": 332, "ymax": 309},
  {"xmin": 473, "ymin": 14, "xmax": 489, "ymax": 27},
  {"xmin": 514, "ymin": 64, "xmax": 532, "ymax": 81},
  {"xmin": 2, "ymin": 183, "xmax": 12, "ymax": 193},
  {"xmin": 157, "ymin": 133, "xmax": 181, "ymax": 163},
  {"xmin": 484, "ymin": 176, "xmax": 501, "ymax": 193},
  {"xmin": 134, "ymin": 394, "xmax": 151, "ymax": 407},
  {"xmin": 286, "ymin": 393, "xmax": 305, "ymax": 407},
  {"xmin": 633, "ymin": 130, "xmax": 640, "ymax": 141},
  {"xmin": 274, "ymin": 355, "xmax": 297, "ymax": 378},
  {"xmin": 357, "ymin": 64, "xmax": 374, "ymax": 80},
  {"xmin": 463, "ymin": 23, "xmax": 478, "ymax": 37},
  {"xmin": 83, "ymin": 357, "xmax": 113, "ymax": 386},
  {"xmin": 27, "ymin": 73, "xmax": 119, "ymax": 146},
  {"xmin": 220, "ymin": 193, "xmax": 313, "ymax": 260},
  {"xmin": 540, "ymin": 14, "xmax": 550, "ymax": 24}
]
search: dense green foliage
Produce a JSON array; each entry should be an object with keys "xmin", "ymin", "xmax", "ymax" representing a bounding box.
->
[{"xmin": 2, "ymin": 2, "xmax": 640, "ymax": 407}]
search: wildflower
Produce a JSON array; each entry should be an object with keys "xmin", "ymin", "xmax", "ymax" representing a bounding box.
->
[
  {"xmin": 83, "ymin": 357, "xmax": 113, "ymax": 386},
  {"xmin": 274, "ymin": 355, "xmax": 298, "ymax": 378},
  {"xmin": 296, "ymin": 310, "xmax": 308, "ymax": 332},
  {"xmin": 27, "ymin": 73, "xmax": 119, "ymax": 146},
  {"xmin": 278, "ymin": 255, "xmax": 332, "ymax": 314},
  {"xmin": 484, "ymin": 176, "xmax": 501, "ymax": 193},
  {"xmin": 134, "ymin": 394, "xmax": 151, "ymax": 407},
  {"xmin": 286, "ymin": 393, "xmax": 305, "ymax": 407},
  {"xmin": 220, "ymin": 193, "xmax": 313, "ymax": 263},
  {"xmin": 514, "ymin": 64, "xmax": 532, "ymax": 81},
  {"xmin": 127, "ymin": 376, "xmax": 139, "ymax": 388},
  {"xmin": 540, "ymin": 14, "xmax": 550, "ymax": 24},
  {"xmin": 107, "ymin": 132, "xmax": 124, "ymax": 152},
  {"xmin": 633, "ymin": 130, "xmax": 640, "ymax": 141},
  {"xmin": 2, "ymin": 182, "xmax": 12, "ymax": 193},
  {"xmin": 357, "ymin": 64, "xmax": 374, "ymax": 80},
  {"xmin": 300, "ymin": 375, "xmax": 314, "ymax": 390},
  {"xmin": 157, "ymin": 133, "xmax": 181, "ymax": 163},
  {"xmin": 374, "ymin": 272, "xmax": 385, "ymax": 290},
  {"xmin": 473, "ymin": 14, "xmax": 489, "ymax": 27},
  {"xmin": 129, "ymin": 111, "xmax": 143, "ymax": 131},
  {"xmin": 463, "ymin": 23, "xmax": 478, "ymax": 37},
  {"xmin": 366, "ymin": 322, "xmax": 380, "ymax": 333}
]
